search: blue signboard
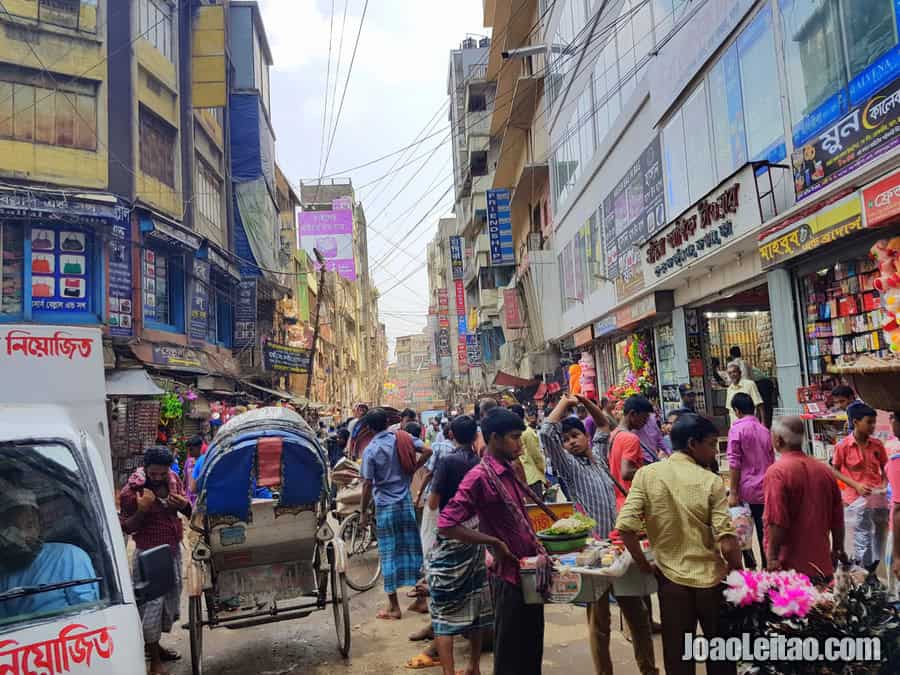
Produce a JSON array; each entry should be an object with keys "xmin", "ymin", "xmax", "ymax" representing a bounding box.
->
[
  {"xmin": 487, "ymin": 188, "xmax": 514, "ymax": 266},
  {"xmin": 449, "ymin": 235, "xmax": 464, "ymax": 280},
  {"xmin": 457, "ymin": 314, "xmax": 467, "ymax": 337},
  {"xmin": 30, "ymin": 226, "xmax": 91, "ymax": 315}
]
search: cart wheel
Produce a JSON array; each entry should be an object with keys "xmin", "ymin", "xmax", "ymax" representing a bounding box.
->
[
  {"xmin": 339, "ymin": 511, "xmax": 382, "ymax": 592},
  {"xmin": 189, "ymin": 595, "xmax": 204, "ymax": 675},
  {"xmin": 329, "ymin": 548, "xmax": 351, "ymax": 658}
]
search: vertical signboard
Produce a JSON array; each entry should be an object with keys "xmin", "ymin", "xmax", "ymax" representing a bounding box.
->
[
  {"xmin": 189, "ymin": 258, "xmax": 210, "ymax": 345},
  {"xmin": 449, "ymin": 235, "xmax": 465, "ymax": 280},
  {"xmin": 297, "ymin": 199, "xmax": 356, "ymax": 281},
  {"xmin": 234, "ymin": 279, "xmax": 257, "ymax": 348},
  {"xmin": 503, "ymin": 288, "xmax": 524, "ymax": 329},
  {"xmin": 107, "ymin": 222, "xmax": 133, "ymax": 337},
  {"xmin": 487, "ymin": 188, "xmax": 514, "ymax": 265},
  {"xmin": 466, "ymin": 333, "xmax": 482, "ymax": 368}
]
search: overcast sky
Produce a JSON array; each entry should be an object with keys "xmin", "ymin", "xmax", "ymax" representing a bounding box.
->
[{"xmin": 257, "ymin": 0, "xmax": 487, "ymax": 358}]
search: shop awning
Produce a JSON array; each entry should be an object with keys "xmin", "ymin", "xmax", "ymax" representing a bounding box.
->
[
  {"xmin": 106, "ymin": 369, "xmax": 165, "ymax": 397},
  {"xmin": 492, "ymin": 370, "xmax": 538, "ymax": 389},
  {"xmin": 131, "ymin": 342, "xmax": 209, "ymax": 374},
  {"xmin": 238, "ymin": 380, "xmax": 305, "ymax": 405},
  {"xmin": 201, "ymin": 241, "xmax": 242, "ymax": 283},
  {"xmin": 140, "ymin": 212, "xmax": 202, "ymax": 251}
]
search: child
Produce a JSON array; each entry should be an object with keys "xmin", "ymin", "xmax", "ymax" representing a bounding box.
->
[{"xmin": 831, "ymin": 404, "xmax": 889, "ymax": 567}]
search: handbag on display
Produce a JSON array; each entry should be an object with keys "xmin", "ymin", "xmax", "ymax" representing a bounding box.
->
[
  {"xmin": 63, "ymin": 261, "xmax": 82, "ymax": 274},
  {"xmin": 32, "ymin": 282, "xmax": 53, "ymax": 298},
  {"xmin": 62, "ymin": 235, "xmax": 83, "ymax": 252},
  {"xmin": 32, "ymin": 234, "xmax": 53, "ymax": 251},
  {"xmin": 31, "ymin": 258, "xmax": 51, "ymax": 274}
]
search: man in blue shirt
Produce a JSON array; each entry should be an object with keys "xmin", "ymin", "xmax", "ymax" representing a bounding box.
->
[
  {"xmin": 359, "ymin": 408, "xmax": 427, "ymax": 620},
  {"xmin": 0, "ymin": 483, "xmax": 99, "ymax": 622}
]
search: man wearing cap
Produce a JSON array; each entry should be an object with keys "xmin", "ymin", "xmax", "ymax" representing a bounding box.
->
[
  {"xmin": 679, "ymin": 385, "xmax": 697, "ymax": 413},
  {"xmin": 0, "ymin": 481, "xmax": 99, "ymax": 620}
]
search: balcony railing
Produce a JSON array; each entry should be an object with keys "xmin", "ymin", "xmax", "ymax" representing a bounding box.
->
[{"xmin": 468, "ymin": 63, "xmax": 487, "ymax": 81}]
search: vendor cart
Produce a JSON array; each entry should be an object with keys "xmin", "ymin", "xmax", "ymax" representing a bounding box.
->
[{"xmin": 186, "ymin": 407, "xmax": 350, "ymax": 674}]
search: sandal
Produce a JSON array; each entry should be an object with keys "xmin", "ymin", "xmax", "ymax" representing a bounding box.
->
[
  {"xmin": 159, "ymin": 647, "xmax": 181, "ymax": 662},
  {"xmin": 405, "ymin": 653, "xmax": 441, "ymax": 669}
]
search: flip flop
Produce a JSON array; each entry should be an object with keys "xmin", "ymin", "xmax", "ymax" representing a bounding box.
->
[
  {"xmin": 376, "ymin": 609, "xmax": 402, "ymax": 620},
  {"xmin": 405, "ymin": 653, "xmax": 441, "ymax": 669}
]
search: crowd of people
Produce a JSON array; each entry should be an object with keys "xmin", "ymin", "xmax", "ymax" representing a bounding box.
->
[{"xmin": 108, "ymin": 358, "xmax": 900, "ymax": 675}]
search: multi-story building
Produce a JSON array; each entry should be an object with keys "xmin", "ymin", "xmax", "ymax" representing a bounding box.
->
[
  {"xmin": 426, "ymin": 214, "xmax": 458, "ymax": 400},
  {"xmin": 299, "ymin": 178, "xmax": 385, "ymax": 417},
  {"xmin": 482, "ymin": 0, "xmax": 561, "ymax": 385},
  {"xmin": 388, "ymin": 332, "xmax": 444, "ymax": 412},
  {"xmin": 540, "ymin": 0, "xmax": 900, "ymax": 447}
]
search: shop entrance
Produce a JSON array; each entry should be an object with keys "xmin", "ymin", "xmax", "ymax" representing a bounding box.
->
[{"xmin": 692, "ymin": 283, "xmax": 778, "ymax": 429}]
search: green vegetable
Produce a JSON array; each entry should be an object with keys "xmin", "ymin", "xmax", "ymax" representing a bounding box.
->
[{"xmin": 544, "ymin": 513, "xmax": 596, "ymax": 535}]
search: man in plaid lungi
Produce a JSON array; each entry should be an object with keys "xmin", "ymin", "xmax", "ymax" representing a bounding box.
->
[{"xmin": 359, "ymin": 408, "xmax": 426, "ymax": 620}]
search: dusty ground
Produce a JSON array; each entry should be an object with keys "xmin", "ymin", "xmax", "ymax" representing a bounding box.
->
[{"xmin": 167, "ymin": 585, "xmax": 664, "ymax": 674}]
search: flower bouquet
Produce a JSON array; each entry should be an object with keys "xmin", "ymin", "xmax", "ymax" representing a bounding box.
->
[
  {"xmin": 721, "ymin": 564, "xmax": 900, "ymax": 674},
  {"xmin": 605, "ymin": 334, "xmax": 656, "ymax": 412}
]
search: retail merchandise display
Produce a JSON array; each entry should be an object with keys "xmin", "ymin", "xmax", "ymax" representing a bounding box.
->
[
  {"xmin": 801, "ymin": 259, "xmax": 884, "ymax": 375},
  {"xmin": 706, "ymin": 312, "xmax": 775, "ymax": 378},
  {"xmin": 1, "ymin": 225, "xmax": 23, "ymax": 314}
]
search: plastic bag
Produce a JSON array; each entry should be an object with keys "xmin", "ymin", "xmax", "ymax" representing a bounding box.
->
[{"xmin": 729, "ymin": 504, "xmax": 755, "ymax": 551}]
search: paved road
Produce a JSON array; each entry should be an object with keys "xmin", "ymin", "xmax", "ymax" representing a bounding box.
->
[{"xmin": 166, "ymin": 585, "xmax": 662, "ymax": 674}]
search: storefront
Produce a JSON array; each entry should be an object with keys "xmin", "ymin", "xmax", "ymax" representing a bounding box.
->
[
  {"xmin": 760, "ymin": 169, "xmax": 900, "ymax": 458},
  {"xmin": 0, "ymin": 187, "xmax": 130, "ymax": 326}
]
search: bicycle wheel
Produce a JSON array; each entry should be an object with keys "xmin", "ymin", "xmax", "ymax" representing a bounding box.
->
[{"xmin": 339, "ymin": 512, "xmax": 382, "ymax": 592}]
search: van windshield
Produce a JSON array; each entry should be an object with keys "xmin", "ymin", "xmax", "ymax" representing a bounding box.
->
[{"xmin": 0, "ymin": 442, "xmax": 114, "ymax": 628}]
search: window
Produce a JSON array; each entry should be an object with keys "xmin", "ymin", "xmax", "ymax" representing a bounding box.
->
[
  {"xmin": 737, "ymin": 6, "xmax": 784, "ymax": 161},
  {"xmin": 0, "ymin": 80, "xmax": 96, "ymax": 150},
  {"xmin": 38, "ymin": 0, "xmax": 94, "ymax": 32},
  {"xmin": 479, "ymin": 267, "xmax": 496, "ymax": 290},
  {"xmin": 142, "ymin": 247, "xmax": 185, "ymax": 331},
  {"xmin": 708, "ymin": 45, "xmax": 747, "ymax": 180},
  {"xmin": 662, "ymin": 107, "xmax": 689, "ymax": 217},
  {"xmin": 468, "ymin": 93, "xmax": 487, "ymax": 112},
  {"xmin": 0, "ymin": 441, "xmax": 116, "ymax": 628},
  {"xmin": 140, "ymin": 108, "xmax": 176, "ymax": 187},
  {"xmin": 207, "ymin": 280, "xmax": 233, "ymax": 347},
  {"xmin": 195, "ymin": 159, "xmax": 223, "ymax": 229},
  {"xmin": 252, "ymin": 29, "xmax": 270, "ymax": 111},
  {"xmin": 682, "ymin": 84, "xmax": 715, "ymax": 202},
  {"xmin": 471, "ymin": 150, "xmax": 488, "ymax": 176},
  {"xmin": 841, "ymin": 1, "xmax": 897, "ymax": 80},
  {"xmin": 780, "ymin": 0, "xmax": 845, "ymax": 135},
  {"xmin": 1, "ymin": 223, "xmax": 24, "ymax": 316},
  {"xmin": 138, "ymin": 0, "xmax": 174, "ymax": 62}
]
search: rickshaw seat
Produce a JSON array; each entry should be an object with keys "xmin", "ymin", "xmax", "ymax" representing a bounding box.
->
[{"xmin": 257, "ymin": 437, "xmax": 282, "ymax": 488}]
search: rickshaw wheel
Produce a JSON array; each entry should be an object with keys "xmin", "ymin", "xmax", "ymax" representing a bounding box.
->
[
  {"xmin": 329, "ymin": 546, "xmax": 351, "ymax": 658},
  {"xmin": 339, "ymin": 511, "xmax": 382, "ymax": 592},
  {"xmin": 189, "ymin": 595, "xmax": 204, "ymax": 675}
]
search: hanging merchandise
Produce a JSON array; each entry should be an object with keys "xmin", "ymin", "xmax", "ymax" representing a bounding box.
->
[
  {"xmin": 579, "ymin": 352, "xmax": 597, "ymax": 400},
  {"xmin": 871, "ymin": 236, "xmax": 900, "ymax": 354},
  {"xmin": 605, "ymin": 334, "xmax": 655, "ymax": 412}
]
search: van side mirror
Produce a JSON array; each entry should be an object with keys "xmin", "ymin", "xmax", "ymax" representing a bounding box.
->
[{"xmin": 134, "ymin": 545, "xmax": 175, "ymax": 603}]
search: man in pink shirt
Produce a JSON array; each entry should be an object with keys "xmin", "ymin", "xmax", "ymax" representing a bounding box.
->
[{"xmin": 727, "ymin": 393, "xmax": 775, "ymax": 569}]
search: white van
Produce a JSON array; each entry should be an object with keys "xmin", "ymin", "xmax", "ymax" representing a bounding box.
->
[{"xmin": 0, "ymin": 325, "xmax": 174, "ymax": 672}]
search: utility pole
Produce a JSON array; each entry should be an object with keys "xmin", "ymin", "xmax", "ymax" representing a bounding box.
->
[{"xmin": 305, "ymin": 249, "xmax": 327, "ymax": 401}]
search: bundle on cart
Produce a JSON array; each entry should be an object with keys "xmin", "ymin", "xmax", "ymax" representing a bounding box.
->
[{"xmin": 721, "ymin": 564, "xmax": 900, "ymax": 674}]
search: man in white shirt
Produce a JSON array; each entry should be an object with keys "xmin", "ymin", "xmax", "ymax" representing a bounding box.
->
[{"xmin": 725, "ymin": 362, "xmax": 763, "ymax": 425}]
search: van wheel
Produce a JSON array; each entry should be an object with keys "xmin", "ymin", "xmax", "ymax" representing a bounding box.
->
[{"xmin": 189, "ymin": 595, "xmax": 203, "ymax": 675}]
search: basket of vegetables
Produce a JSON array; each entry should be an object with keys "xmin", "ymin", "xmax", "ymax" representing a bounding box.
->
[{"xmin": 537, "ymin": 513, "xmax": 597, "ymax": 553}]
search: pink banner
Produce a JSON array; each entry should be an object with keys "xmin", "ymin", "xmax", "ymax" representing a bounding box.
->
[{"xmin": 298, "ymin": 201, "xmax": 356, "ymax": 281}]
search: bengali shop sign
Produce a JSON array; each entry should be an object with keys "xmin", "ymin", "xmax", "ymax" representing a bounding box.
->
[
  {"xmin": 107, "ymin": 222, "xmax": 133, "ymax": 337},
  {"xmin": 449, "ymin": 236, "xmax": 465, "ymax": 279},
  {"xmin": 863, "ymin": 169, "xmax": 900, "ymax": 227},
  {"xmin": 189, "ymin": 258, "xmax": 210, "ymax": 345},
  {"xmin": 487, "ymin": 188, "xmax": 514, "ymax": 265},
  {"xmin": 234, "ymin": 280, "xmax": 257, "ymax": 348},
  {"xmin": 466, "ymin": 333, "xmax": 482, "ymax": 367},
  {"xmin": 759, "ymin": 193, "xmax": 863, "ymax": 269},
  {"xmin": 792, "ymin": 76, "xmax": 900, "ymax": 201},
  {"xmin": 263, "ymin": 342, "xmax": 312, "ymax": 374},
  {"xmin": 502, "ymin": 289, "xmax": 524, "ymax": 329},
  {"xmin": 454, "ymin": 279, "xmax": 466, "ymax": 315}
]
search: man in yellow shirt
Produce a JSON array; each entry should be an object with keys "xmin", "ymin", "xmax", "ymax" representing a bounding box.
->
[
  {"xmin": 616, "ymin": 413, "xmax": 741, "ymax": 675},
  {"xmin": 725, "ymin": 362, "xmax": 763, "ymax": 425},
  {"xmin": 510, "ymin": 404, "xmax": 546, "ymax": 499}
]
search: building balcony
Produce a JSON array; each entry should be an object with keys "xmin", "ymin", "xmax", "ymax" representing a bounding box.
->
[{"xmin": 466, "ymin": 110, "xmax": 491, "ymax": 143}]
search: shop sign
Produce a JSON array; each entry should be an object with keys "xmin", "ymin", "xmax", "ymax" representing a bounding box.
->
[
  {"xmin": 502, "ymin": 289, "xmax": 524, "ymax": 329},
  {"xmin": 449, "ymin": 236, "xmax": 465, "ymax": 280},
  {"xmin": 0, "ymin": 190, "xmax": 129, "ymax": 226},
  {"xmin": 437, "ymin": 327, "xmax": 451, "ymax": 357},
  {"xmin": 593, "ymin": 314, "xmax": 617, "ymax": 337},
  {"xmin": 454, "ymin": 279, "xmax": 466, "ymax": 316},
  {"xmin": 863, "ymin": 169, "xmax": 900, "ymax": 228},
  {"xmin": 206, "ymin": 245, "xmax": 241, "ymax": 281},
  {"xmin": 152, "ymin": 345, "xmax": 203, "ymax": 370},
  {"xmin": 457, "ymin": 314, "xmax": 467, "ymax": 337},
  {"xmin": 234, "ymin": 280, "xmax": 258, "ymax": 348},
  {"xmin": 602, "ymin": 137, "xmax": 666, "ymax": 282},
  {"xmin": 189, "ymin": 258, "xmax": 210, "ymax": 345},
  {"xmin": 107, "ymin": 222, "xmax": 133, "ymax": 337},
  {"xmin": 573, "ymin": 325, "xmax": 594, "ymax": 348},
  {"xmin": 30, "ymin": 227, "xmax": 91, "ymax": 314},
  {"xmin": 615, "ymin": 297, "xmax": 654, "ymax": 329},
  {"xmin": 792, "ymin": 76, "xmax": 900, "ymax": 201},
  {"xmin": 487, "ymin": 189, "xmax": 514, "ymax": 265},
  {"xmin": 262, "ymin": 342, "xmax": 312, "ymax": 374},
  {"xmin": 759, "ymin": 194, "xmax": 863, "ymax": 269},
  {"xmin": 644, "ymin": 167, "xmax": 760, "ymax": 280},
  {"xmin": 466, "ymin": 334, "xmax": 482, "ymax": 368}
]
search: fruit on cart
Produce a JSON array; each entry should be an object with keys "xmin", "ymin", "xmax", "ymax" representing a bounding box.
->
[{"xmin": 542, "ymin": 513, "xmax": 596, "ymax": 536}]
